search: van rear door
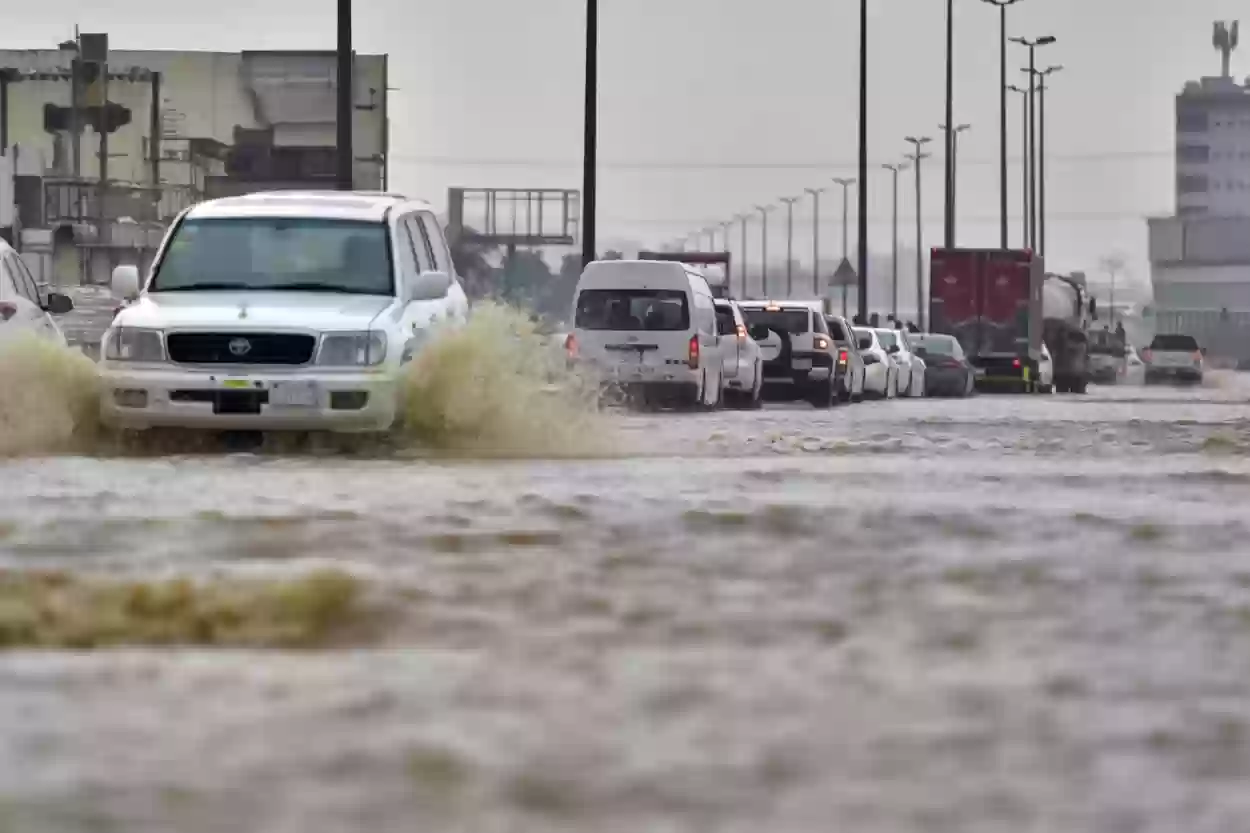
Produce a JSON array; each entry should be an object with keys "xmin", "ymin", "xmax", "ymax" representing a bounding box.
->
[{"xmin": 573, "ymin": 287, "xmax": 695, "ymax": 374}]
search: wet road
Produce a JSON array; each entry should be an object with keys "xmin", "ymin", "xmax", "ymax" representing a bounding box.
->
[{"xmin": 4, "ymin": 379, "xmax": 1250, "ymax": 832}]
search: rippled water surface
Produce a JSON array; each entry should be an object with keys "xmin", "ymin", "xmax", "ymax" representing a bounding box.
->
[{"xmin": 4, "ymin": 377, "xmax": 1250, "ymax": 832}]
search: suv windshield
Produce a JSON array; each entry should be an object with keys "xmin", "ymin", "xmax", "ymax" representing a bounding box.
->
[
  {"xmin": 575, "ymin": 289, "xmax": 690, "ymax": 330},
  {"xmin": 1150, "ymin": 334, "xmax": 1199, "ymax": 351},
  {"xmin": 150, "ymin": 217, "xmax": 394, "ymax": 294},
  {"xmin": 876, "ymin": 330, "xmax": 898, "ymax": 349},
  {"xmin": 742, "ymin": 308, "xmax": 810, "ymax": 334}
]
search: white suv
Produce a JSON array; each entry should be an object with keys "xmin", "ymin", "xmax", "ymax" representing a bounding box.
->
[{"xmin": 99, "ymin": 191, "xmax": 468, "ymax": 433}]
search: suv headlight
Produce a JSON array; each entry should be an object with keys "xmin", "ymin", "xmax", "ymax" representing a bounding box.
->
[
  {"xmin": 316, "ymin": 331, "xmax": 387, "ymax": 366},
  {"xmin": 103, "ymin": 327, "xmax": 165, "ymax": 362}
]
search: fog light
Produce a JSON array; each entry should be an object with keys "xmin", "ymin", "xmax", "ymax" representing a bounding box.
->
[
  {"xmin": 113, "ymin": 389, "xmax": 148, "ymax": 408},
  {"xmin": 329, "ymin": 391, "xmax": 369, "ymax": 410}
]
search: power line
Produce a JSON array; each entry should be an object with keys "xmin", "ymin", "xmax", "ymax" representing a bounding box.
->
[{"xmin": 389, "ymin": 149, "xmax": 1172, "ymax": 171}]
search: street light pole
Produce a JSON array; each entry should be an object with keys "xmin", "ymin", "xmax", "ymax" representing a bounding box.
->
[
  {"xmin": 981, "ymin": 0, "xmax": 1021, "ymax": 248},
  {"xmin": 1010, "ymin": 35, "xmax": 1055, "ymax": 250},
  {"xmin": 882, "ymin": 162, "xmax": 909, "ymax": 321},
  {"xmin": 832, "ymin": 178, "xmax": 855, "ymax": 317},
  {"xmin": 804, "ymin": 187, "xmax": 827, "ymax": 298},
  {"xmin": 856, "ymin": 0, "xmax": 870, "ymax": 322},
  {"xmin": 1034, "ymin": 65, "xmax": 1061, "ymax": 257},
  {"xmin": 942, "ymin": 0, "xmax": 954, "ymax": 249},
  {"xmin": 939, "ymin": 123, "xmax": 971, "ymax": 245},
  {"xmin": 581, "ymin": 0, "xmax": 599, "ymax": 266},
  {"xmin": 736, "ymin": 214, "xmax": 750, "ymax": 298},
  {"xmin": 336, "ymin": 0, "xmax": 353, "ymax": 191},
  {"xmin": 1008, "ymin": 84, "xmax": 1029, "ymax": 247},
  {"xmin": 756, "ymin": 205, "xmax": 775, "ymax": 298},
  {"xmin": 904, "ymin": 136, "xmax": 932, "ymax": 329},
  {"xmin": 780, "ymin": 197, "xmax": 800, "ymax": 298}
]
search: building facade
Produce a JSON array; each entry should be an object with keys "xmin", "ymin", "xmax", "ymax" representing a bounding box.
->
[{"xmin": 0, "ymin": 43, "xmax": 388, "ymax": 285}]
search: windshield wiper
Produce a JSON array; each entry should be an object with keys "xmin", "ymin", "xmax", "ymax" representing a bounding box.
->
[
  {"xmin": 153, "ymin": 282, "xmax": 250, "ymax": 291},
  {"xmin": 253, "ymin": 282, "xmax": 387, "ymax": 295}
]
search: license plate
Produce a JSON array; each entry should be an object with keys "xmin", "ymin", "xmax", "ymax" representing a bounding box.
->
[
  {"xmin": 792, "ymin": 359, "xmax": 813, "ymax": 370},
  {"xmin": 221, "ymin": 379, "xmax": 251, "ymax": 389},
  {"xmin": 270, "ymin": 381, "xmax": 319, "ymax": 407}
]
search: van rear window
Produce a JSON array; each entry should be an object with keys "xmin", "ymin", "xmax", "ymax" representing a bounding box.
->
[
  {"xmin": 575, "ymin": 289, "xmax": 690, "ymax": 331},
  {"xmin": 742, "ymin": 309, "xmax": 810, "ymax": 334},
  {"xmin": 1150, "ymin": 334, "xmax": 1199, "ymax": 351}
]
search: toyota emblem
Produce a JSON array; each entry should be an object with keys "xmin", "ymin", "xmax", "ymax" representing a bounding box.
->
[{"xmin": 228, "ymin": 337, "xmax": 252, "ymax": 357}]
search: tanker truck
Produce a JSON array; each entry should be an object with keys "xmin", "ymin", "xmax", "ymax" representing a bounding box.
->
[{"xmin": 1042, "ymin": 271, "xmax": 1096, "ymax": 393}]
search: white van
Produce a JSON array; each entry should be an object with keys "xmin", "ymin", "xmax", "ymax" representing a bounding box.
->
[{"xmin": 566, "ymin": 259, "xmax": 723, "ymax": 408}]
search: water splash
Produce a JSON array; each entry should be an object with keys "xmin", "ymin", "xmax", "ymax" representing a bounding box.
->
[
  {"xmin": 0, "ymin": 335, "xmax": 100, "ymax": 457},
  {"xmin": 394, "ymin": 302, "xmax": 610, "ymax": 457}
]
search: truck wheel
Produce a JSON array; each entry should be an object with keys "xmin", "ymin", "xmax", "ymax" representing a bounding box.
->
[{"xmin": 1072, "ymin": 378, "xmax": 1088, "ymax": 394}]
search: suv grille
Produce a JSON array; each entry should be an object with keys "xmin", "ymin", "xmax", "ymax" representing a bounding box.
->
[{"xmin": 166, "ymin": 332, "xmax": 317, "ymax": 365}]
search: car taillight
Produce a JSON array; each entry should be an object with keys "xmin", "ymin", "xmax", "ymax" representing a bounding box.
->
[
  {"xmin": 837, "ymin": 349, "xmax": 848, "ymax": 365},
  {"xmin": 0, "ymin": 302, "xmax": 16, "ymax": 321},
  {"xmin": 1012, "ymin": 358, "xmax": 1021, "ymax": 368},
  {"xmin": 688, "ymin": 334, "xmax": 700, "ymax": 369},
  {"xmin": 1142, "ymin": 349, "xmax": 1152, "ymax": 363},
  {"xmin": 564, "ymin": 333, "xmax": 578, "ymax": 358},
  {"xmin": 736, "ymin": 324, "xmax": 747, "ymax": 339},
  {"xmin": 1193, "ymin": 350, "xmax": 1203, "ymax": 362}
]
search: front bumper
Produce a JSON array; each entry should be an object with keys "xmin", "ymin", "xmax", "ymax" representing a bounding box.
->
[{"xmin": 98, "ymin": 363, "xmax": 399, "ymax": 432}]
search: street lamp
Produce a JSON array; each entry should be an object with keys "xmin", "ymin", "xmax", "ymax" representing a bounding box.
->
[
  {"xmin": 939, "ymin": 123, "xmax": 971, "ymax": 245},
  {"xmin": 581, "ymin": 0, "xmax": 599, "ymax": 266},
  {"xmin": 981, "ymin": 0, "xmax": 1021, "ymax": 248},
  {"xmin": 882, "ymin": 161, "xmax": 910, "ymax": 321},
  {"xmin": 736, "ymin": 214, "xmax": 749, "ymax": 298},
  {"xmin": 780, "ymin": 196, "xmax": 801, "ymax": 298},
  {"xmin": 1007, "ymin": 84, "xmax": 1029, "ymax": 247},
  {"xmin": 832, "ymin": 178, "xmax": 855, "ymax": 317},
  {"xmin": 756, "ymin": 205, "xmax": 775, "ymax": 298},
  {"xmin": 804, "ymin": 187, "xmax": 828, "ymax": 298},
  {"xmin": 942, "ymin": 0, "xmax": 955, "ymax": 249},
  {"xmin": 336, "ymin": 0, "xmax": 354, "ymax": 191},
  {"xmin": 1033, "ymin": 65, "xmax": 1062, "ymax": 257},
  {"xmin": 1010, "ymin": 34, "xmax": 1056, "ymax": 250},
  {"xmin": 904, "ymin": 136, "xmax": 932, "ymax": 329}
]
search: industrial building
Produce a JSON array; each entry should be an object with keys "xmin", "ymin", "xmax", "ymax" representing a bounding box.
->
[
  {"xmin": 1148, "ymin": 21, "xmax": 1250, "ymax": 361},
  {"xmin": 0, "ymin": 36, "xmax": 388, "ymax": 286}
]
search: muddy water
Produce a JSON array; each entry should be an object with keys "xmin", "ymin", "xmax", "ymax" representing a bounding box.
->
[{"xmin": 4, "ymin": 379, "xmax": 1250, "ymax": 831}]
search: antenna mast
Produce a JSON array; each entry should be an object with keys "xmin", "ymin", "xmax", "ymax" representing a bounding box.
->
[{"xmin": 1214, "ymin": 20, "xmax": 1239, "ymax": 78}]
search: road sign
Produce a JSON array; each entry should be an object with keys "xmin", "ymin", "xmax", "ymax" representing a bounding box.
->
[{"xmin": 830, "ymin": 257, "xmax": 857, "ymax": 288}]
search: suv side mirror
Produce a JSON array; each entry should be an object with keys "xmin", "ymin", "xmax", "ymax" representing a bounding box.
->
[
  {"xmin": 748, "ymin": 325, "xmax": 770, "ymax": 342},
  {"xmin": 404, "ymin": 270, "xmax": 452, "ymax": 302},
  {"xmin": 111, "ymin": 264, "xmax": 141, "ymax": 300},
  {"xmin": 44, "ymin": 291, "xmax": 73, "ymax": 315}
]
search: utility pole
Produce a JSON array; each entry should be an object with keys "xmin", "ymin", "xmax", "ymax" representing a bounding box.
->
[
  {"xmin": 581, "ymin": 0, "xmax": 598, "ymax": 267},
  {"xmin": 882, "ymin": 161, "xmax": 909, "ymax": 321},
  {"xmin": 1034, "ymin": 66, "xmax": 1061, "ymax": 257},
  {"xmin": 939, "ymin": 123, "xmax": 971, "ymax": 245},
  {"xmin": 905, "ymin": 136, "xmax": 932, "ymax": 329},
  {"xmin": 780, "ymin": 196, "xmax": 800, "ymax": 298},
  {"xmin": 336, "ymin": 0, "xmax": 354, "ymax": 191},
  {"xmin": 1008, "ymin": 84, "xmax": 1029, "ymax": 247},
  {"xmin": 856, "ymin": 0, "xmax": 870, "ymax": 322},
  {"xmin": 756, "ymin": 204, "xmax": 775, "ymax": 298},
  {"xmin": 942, "ymin": 0, "xmax": 954, "ymax": 249},
  {"xmin": 982, "ymin": 0, "xmax": 1021, "ymax": 249},
  {"xmin": 804, "ymin": 187, "xmax": 827, "ymax": 298},
  {"xmin": 1011, "ymin": 35, "xmax": 1056, "ymax": 249},
  {"xmin": 832, "ymin": 178, "xmax": 855, "ymax": 317}
]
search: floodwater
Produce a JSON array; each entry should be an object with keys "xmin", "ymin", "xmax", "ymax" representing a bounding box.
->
[{"xmin": 4, "ymin": 367, "xmax": 1250, "ymax": 830}]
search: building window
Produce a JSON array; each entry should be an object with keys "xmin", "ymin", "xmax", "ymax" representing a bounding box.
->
[
  {"xmin": 1177, "ymin": 107, "xmax": 1209, "ymax": 132},
  {"xmin": 1178, "ymin": 174, "xmax": 1209, "ymax": 193}
]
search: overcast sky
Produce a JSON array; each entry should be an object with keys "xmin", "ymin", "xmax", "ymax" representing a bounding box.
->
[{"xmin": 5, "ymin": 0, "xmax": 1247, "ymax": 291}]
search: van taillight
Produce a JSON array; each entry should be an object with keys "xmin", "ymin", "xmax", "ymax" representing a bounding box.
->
[
  {"xmin": 0, "ymin": 302, "xmax": 16, "ymax": 321},
  {"xmin": 564, "ymin": 333, "xmax": 578, "ymax": 358},
  {"xmin": 837, "ymin": 350, "xmax": 848, "ymax": 364},
  {"xmin": 1142, "ymin": 349, "xmax": 1153, "ymax": 363},
  {"xmin": 736, "ymin": 324, "xmax": 747, "ymax": 339},
  {"xmin": 687, "ymin": 334, "xmax": 700, "ymax": 368},
  {"xmin": 1012, "ymin": 358, "xmax": 1021, "ymax": 368}
]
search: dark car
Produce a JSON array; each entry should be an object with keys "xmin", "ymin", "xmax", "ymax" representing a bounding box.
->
[
  {"xmin": 912, "ymin": 333, "xmax": 976, "ymax": 397},
  {"xmin": 824, "ymin": 314, "xmax": 866, "ymax": 402}
]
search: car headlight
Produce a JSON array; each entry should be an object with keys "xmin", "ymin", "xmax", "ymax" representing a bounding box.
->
[
  {"xmin": 103, "ymin": 327, "xmax": 165, "ymax": 362},
  {"xmin": 316, "ymin": 331, "xmax": 387, "ymax": 366}
]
